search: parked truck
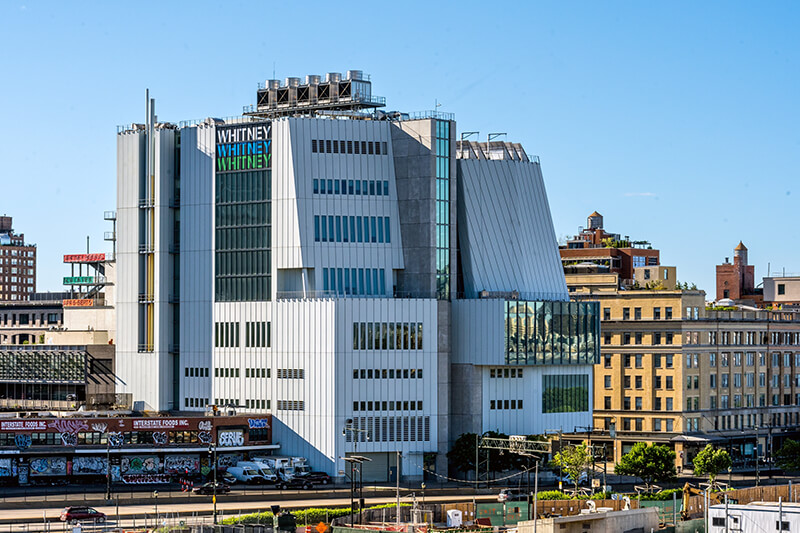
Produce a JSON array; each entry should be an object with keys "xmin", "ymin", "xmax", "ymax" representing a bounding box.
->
[{"xmin": 254, "ymin": 456, "xmax": 310, "ymax": 480}]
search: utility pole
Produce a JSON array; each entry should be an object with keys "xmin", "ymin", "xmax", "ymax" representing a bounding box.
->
[
  {"xmin": 396, "ymin": 451, "xmax": 401, "ymax": 527},
  {"xmin": 208, "ymin": 441, "xmax": 218, "ymax": 524}
]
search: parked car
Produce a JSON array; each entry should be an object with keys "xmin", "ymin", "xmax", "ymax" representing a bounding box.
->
[
  {"xmin": 60, "ymin": 506, "xmax": 106, "ymax": 524},
  {"xmin": 221, "ymin": 472, "xmax": 237, "ymax": 485},
  {"xmin": 192, "ymin": 481, "xmax": 231, "ymax": 495},
  {"xmin": 297, "ymin": 471, "xmax": 332, "ymax": 485},
  {"xmin": 498, "ymin": 488, "xmax": 528, "ymax": 502},
  {"xmin": 277, "ymin": 476, "xmax": 315, "ymax": 490}
]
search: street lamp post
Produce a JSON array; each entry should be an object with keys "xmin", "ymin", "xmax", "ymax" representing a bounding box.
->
[
  {"xmin": 153, "ymin": 490, "xmax": 159, "ymax": 525},
  {"xmin": 343, "ymin": 420, "xmax": 371, "ymax": 525},
  {"xmin": 105, "ymin": 435, "xmax": 112, "ymax": 501},
  {"xmin": 209, "ymin": 442, "xmax": 218, "ymax": 524}
]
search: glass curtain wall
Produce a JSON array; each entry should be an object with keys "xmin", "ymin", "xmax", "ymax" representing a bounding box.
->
[{"xmin": 435, "ymin": 120, "xmax": 451, "ymax": 299}]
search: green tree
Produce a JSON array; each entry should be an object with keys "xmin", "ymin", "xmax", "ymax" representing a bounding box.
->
[
  {"xmin": 614, "ymin": 443, "xmax": 676, "ymax": 488},
  {"xmin": 775, "ymin": 439, "xmax": 800, "ymax": 471},
  {"xmin": 692, "ymin": 444, "xmax": 732, "ymax": 486},
  {"xmin": 550, "ymin": 443, "xmax": 590, "ymax": 492},
  {"xmin": 447, "ymin": 433, "xmax": 478, "ymax": 474}
]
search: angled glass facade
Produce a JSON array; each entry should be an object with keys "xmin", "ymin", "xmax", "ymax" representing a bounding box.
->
[
  {"xmin": 435, "ymin": 120, "xmax": 451, "ymax": 300},
  {"xmin": 504, "ymin": 300, "xmax": 599, "ymax": 365}
]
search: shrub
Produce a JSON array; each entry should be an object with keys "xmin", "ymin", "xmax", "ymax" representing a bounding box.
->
[{"xmin": 221, "ymin": 503, "xmax": 411, "ymax": 526}]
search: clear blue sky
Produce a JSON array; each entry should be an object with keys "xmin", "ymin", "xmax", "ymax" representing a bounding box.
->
[{"xmin": 1, "ymin": 1, "xmax": 798, "ymax": 296}]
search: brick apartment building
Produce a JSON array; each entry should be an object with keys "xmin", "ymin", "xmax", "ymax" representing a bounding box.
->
[{"xmin": 0, "ymin": 217, "xmax": 36, "ymax": 301}]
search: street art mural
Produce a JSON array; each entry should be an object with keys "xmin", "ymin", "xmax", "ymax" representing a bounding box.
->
[
  {"xmin": 73, "ymin": 456, "xmax": 107, "ymax": 475},
  {"xmin": 164, "ymin": 454, "xmax": 200, "ymax": 474},
  {"xmin": 14, "ymin": 434, "xmax": 31, "ymax": 450},
  {"xmin": 121, "ymin": 455, "xmax": 160, "ymax": 474},
  {"xmin": 152, "ymin": 431, "xmax": 168, "ymax": 445},
  {"xmin": 49, "ymin": 419, "xmax": 89, "ymax": 434},
  {"xmin": 29, "ymin": 456, "xmax": 67, "ymax": 476},
  {"xmin": 198, "ymin": 431, "xmax": 213, "ymax": 444},
  {"xmin": 0, "ymin": 458, "xmax": 12, "ymax": 477}
]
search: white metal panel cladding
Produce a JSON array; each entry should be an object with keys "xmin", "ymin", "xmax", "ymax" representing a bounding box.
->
[
  {"xmin": 456, "ymin": 158, "xmax": 568, "ymax": 301},
  {"xmin": 451, "ymin": 299, "xmax": 505, "ymax": 365},
  {"xmin": 179, "ymin": 125, "xmax": 215, "ymax": 410},
  {"xmin": 115, "ymin": 131, "xmax": 144, "ymax": 407},
  {"xmin": 482, "ymin": 364, "xmax": 594, "ymax": 435}
]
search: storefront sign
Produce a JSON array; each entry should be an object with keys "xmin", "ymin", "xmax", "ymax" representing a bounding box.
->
[
  {"xmin": 216, "ymin": 123, "xmax": 271, "ymax": 173},
  {"xmin": 63, "ymin": 299, "xmax": 93, "ymax": 307},
  {"xmin": 133, "ymin": 418, "xmax": 190, "ymax": 430},
  {"xmin": 63, "ymin": 276, "xmax": 96, "ymax": 284},
  {"xmin": 1, "ymin": 420, "xmax": 47, "ymax": 431},
  {"xmin": 64, "ymin": 253, "xmax": 105, "ymax": 263}
]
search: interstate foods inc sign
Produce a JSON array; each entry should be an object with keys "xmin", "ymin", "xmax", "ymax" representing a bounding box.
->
[{"xmin": 216, "ymin": 123, "xmax": 271, "ymax": 173}]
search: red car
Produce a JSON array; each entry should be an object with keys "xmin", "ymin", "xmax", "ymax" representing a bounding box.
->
[{"xmin": 60, "ymin": 506, "xmax": 106, "ymax": 524}]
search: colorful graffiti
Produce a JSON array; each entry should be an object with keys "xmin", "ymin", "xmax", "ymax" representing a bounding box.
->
[
  {"xmin": 0, "ymin": 458, "xmax": 12, "ymax": 477},
  {"xmin": 73, "ymin": 456, "xmax": 107, "ymax": 475},
  {"xmin": 121, "ymin": 455, "xmax": 160, "ymax": 474},
  {"xmin": 218, "ymin": 430, "xmax": 244, "ymax": 447},
  {"xmin": 60, "ymin": 433, "xmax": 78, "ymax": 447},
  {"xmin": 216, "ymin": 453, "xmax": 242, "ymax": 468},
  {"xmin": 48, "ymin": 419, "xmax": 89, "ymax": 434},
  {"xmin": 29, "ymin": 457, "xmax": 67, "ymax": 476},
  {"xmin": 122, "ymin": 474, "xmax": 170, "ymax": 484},
  {"xmin": 164, "ymin": 455, "xmax": 199, "ymax": 474},
  {"xmin": 198, "ymin": 431, "xmax": 213, "ymax": 444},
  {"xmin": 14, "ymin": 434, "xmax": 31, "ymax": 449},
  {"xmin": 152, "ymin": 432, "xmax": 168, "ymax": 445},
  {"xmin": 108, "ymin": 432, "xmax": 124, "ymax": 448}
]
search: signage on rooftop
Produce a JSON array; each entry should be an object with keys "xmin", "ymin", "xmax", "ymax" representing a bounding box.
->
[
  {"xmin": 64, "ymin": 276, "xmax": 96, "ymax": 284},
  {"xmin": 64, "ymin": 253, "xmax": 105, "ymax": 263},
  {"xmin": 63, "ymin": 299, "xmax": 93, "ymax": 307},
  {"xmin": 215, "ymin": 123, "xmax": 271, "ymax": 173}
]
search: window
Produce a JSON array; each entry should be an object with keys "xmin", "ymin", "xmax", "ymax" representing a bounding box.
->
[
  {"xmin": 604, "ymin": 354, "xmax": 612, "ymax": 368},
  {"xmin": 541, "ymin": 374, "xmax": 590, "ymax": 413},
  {"xmin": 623, "ymin": 333, "xmax": 631, "ymax": 345},
  {"xmin": 778, "ymin": 284, "xmax": 786, "ymax": 295},
  {"xmin": 603, "ymin": 308, "xmax": 611, "ymax": 320},
  {"xmin": 604, "ymin": 396, "xmax": 611, "ymax": 409},
  {"xmin": 665, "ymin": 307, "xmax": 673, "ymax": 320},
  {"xmin": 666, "ymin": 376, "xmax": 674, "ymax": 389},
  {"xmin": 623, "ymin": 308, "xmax": 630, "ymax": 320},
  {"xmin": 635, "ymin": 376, "xmax": 643, "ymax": 389},
  {"xmin": 635, "ymin": 354, "xmax": 643, "ymax": 368},
  {"xmin": 635, "ymin": 332, "xmax": 643, "ymax": 345},
  {"xmin": 710, "ymin": 374, "xmax": 716, "ymax": 388},
  {"xmin": 604, "ymin": 375, "xmax": 612, "ymax": 389},
  {"xmin": 624, "ymin": 376, "xmax": 631, "ymax": 388},
  {"xmin": 653, "ymin": 307, "xmax": 661, "ymax": 320},
  {"xmin": 624, "ymin": 354, "xmax": 632, "ymax": 368},
  {"xmin": 666, "ymin": 397, "xmax": 673, "ymax": 410},
  {"xmin": 666, "ymin": 354, "xmax": 674, "ymax": 368},
  {"xmin": 634, "ymin": 307, "xmax": 642, "ymax": 320}
]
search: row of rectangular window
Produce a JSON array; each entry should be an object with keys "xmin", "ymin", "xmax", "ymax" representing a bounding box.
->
[
  {"xmin": 185, "ymin": 397, "xmax": 207, "ymax": 408},
  {"xmin": 311, "ymin": 139, "xmax": 387, "ymax": 156},
  {"xmin": 314, "ymin": 178, "xmax": 389, "ymax": 197},
  {"xmin": 717, "ymin": 412, "xmax": 800, "ymax": 432},
  {"xmin": 314, "ymin": 215, "xmax": 391, "ymax": 244},
  {"xmin": 604, "ymin": 374, "xmax": 674, "ymax": 390},
  {"xmin": 353, "ymin": 322, "xmax": 423, "ymax": 351},
  {"xmin": 489, "ymin": 368, "xmax": 524, "ymax": 378},
  {"xmin": 353, "ymin": 368, "xmax": 423, "ymax": 379},
  {"xmin": 215, "ymin": 321, "xmax": 272, "ymax": 348},
  {"xmin": 618, "ymin": 332, "xmax": 675, "ymax": 345},
  {"xmin": 215, "ymin": 398, "xmax": 238, "ymax": 407},
  {"xmin": 606, "ymin": 306, "xmax": 674, "ymax": 321},
  {"xmin": 277, "ymin": 368, "xmax": 304, "ymax": 379},
  {"xmin": 245, "ymin": 368, "xmax": 270, "ymax": 378},
  {"xmin": 322, "ymin": 267, "xmax": 387, "ymax": 297},
  {"xmin": 245, "ymin": 399, "xmax": 269, "ymax": 409},
  {"xmin": 603, "ymin": 396, "xmax": 674, "ymax": 411},
  {"xmin": 353, "ymin": 400, "xmax": 423, "ymax": 412},
  {"xmin": 344, "ymin": 416, "xmax": 430, "ymax": 443},
  {"xmin": 709, "ymin": 331, "xmax": 800, "ymax": 346},
  {"xmin": 246, "ymin": 322, "xmax": 270, "ymax": 348},
  {"xmin": 276, "ymin": 400, "xmax": 304, "ymax": 411},
  {"xmin": 215, "ymin": 368, "xmax": 240, "ymax": 378},
  {"xmin": 489, "ymin": 399, "xmax": 524, "ymax": 410},
  {"xmin": 617, "ymin": 418, "xmax": 674, "ymax": 432},
  {"xmin": 185, "ymin": 367, "xmax": 209, "ymax": 378},
  {"xmin": 706, "ymin": 351, "xmax": 800, "ymax": 368},
  {"xmin": 214, "ymin": 274, "xmax": 271, "ymax": 303}
]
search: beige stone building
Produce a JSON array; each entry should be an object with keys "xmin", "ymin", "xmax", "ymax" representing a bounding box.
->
[{"xmin": 568, "ymin": 285, "xmax": 800, "ymax": 471}]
